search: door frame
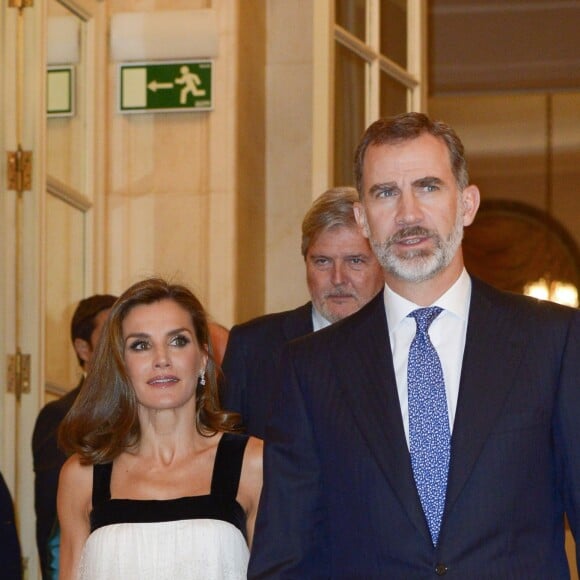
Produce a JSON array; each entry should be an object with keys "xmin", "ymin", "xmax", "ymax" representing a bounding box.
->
[{"xmin": 0, "ymin": 1, "xmax": 106, "ymax": 576}]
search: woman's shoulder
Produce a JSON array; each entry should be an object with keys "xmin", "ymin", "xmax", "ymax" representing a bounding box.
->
[
  {"xmin": 59, "ymin": 454, "xmax": 93, "ymax": 492},
  {"xmin": 61, "ymin": 453, "xmax": 92, "ymax": 475},
  {"xmin": 58, "ymin": 454, "xmax": 94, "ymax": 525}
]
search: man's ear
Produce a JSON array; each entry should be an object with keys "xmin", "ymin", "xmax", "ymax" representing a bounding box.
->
[
  {"xmin": 353, "ymin": 202, "xmax": 370, "ymax": 238},
  {"xmin": 461, "ymin": 185, "xmax": 480, "ymax": 227},
  {"xmin": 73, "ymin": 338, "xmax": 92, "ymax": 367}
]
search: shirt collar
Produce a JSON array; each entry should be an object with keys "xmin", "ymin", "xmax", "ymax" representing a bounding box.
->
[
  {"xmin": 384, "ymin": 268, "xmax": 472, "ymax": 329},
  {"xmin": 311, "ymin": 305, "xmax": 332, "ymax": 332}
]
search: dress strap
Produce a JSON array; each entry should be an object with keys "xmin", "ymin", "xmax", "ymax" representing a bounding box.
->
[
  {"xmin": 92, "ymin": 462, "xmax": 113, "ymax": 505},
  {"xmin": 210, "ymin": 433, "xmax": 249, "ymax": 499}
]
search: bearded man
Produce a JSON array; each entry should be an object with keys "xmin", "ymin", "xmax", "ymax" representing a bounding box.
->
[{"xmin": 249, "ymin": 112, "xmax": 580, "ymax": 579}]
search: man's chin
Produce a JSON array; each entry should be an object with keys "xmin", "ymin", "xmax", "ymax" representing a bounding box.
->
[
  {"xmin": 384, "ymin": 255, "xmax": 442, "ymax": 283},
  {"xmin": 394, "ymin": 247, "xmax": 434, "ymax": 261},
  {"xmin": 322, "ymin": 303, "xmax": 358, "ymax": 323}
]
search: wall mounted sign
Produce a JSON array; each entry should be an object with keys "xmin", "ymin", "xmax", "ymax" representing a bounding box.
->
[
  {"xmin": 47, "ymin": 66, "xmax": 74, "ymax": 117},
  {"xmin": 118, "ymin": 60, "xmax": 213, "ymax": 113}
]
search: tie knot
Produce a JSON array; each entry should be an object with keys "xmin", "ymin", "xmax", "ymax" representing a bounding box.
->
[{"xmin": 409, "ymin": 306, "xmax": 442, "ymax": 332}]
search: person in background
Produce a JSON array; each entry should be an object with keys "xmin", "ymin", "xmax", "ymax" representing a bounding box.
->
[
  {"xmin": 32, "ymin": 294, "xmax": 117, "ymax": 579},
  {"xmin": 0, "ymin": 471, "xmax": 22, "ymax": 580},
  {"xmin": 221, "ymin": 187, "xmax": 385, "ymax": 438},
  {"xmin": 249, "ymin": 112, "xmax": 580, "ymax": 578},
  {"xmin": 209, "ymin": 322, "xmax": 229, "ymax": 366},
  {"xmin": 58, "ymin": 278, "xmax": 262, "ymax": 579}
]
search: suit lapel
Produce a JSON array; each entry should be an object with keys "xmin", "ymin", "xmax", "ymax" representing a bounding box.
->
[
  {"xmin": 282, "ymin": 302, "xmax": 313, "ymax": 342},
  {"xmin": 444, "ymin": 279, "xmax": 529, "ymax": 514},
  {"xmin": 332, "ymin": 293, "xmax": 432, "ymax": 543}
]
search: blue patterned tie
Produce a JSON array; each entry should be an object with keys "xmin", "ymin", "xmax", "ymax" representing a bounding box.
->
[{"xmin": 408, "ymin": 307, "xmax": 450, "ymax": 546}]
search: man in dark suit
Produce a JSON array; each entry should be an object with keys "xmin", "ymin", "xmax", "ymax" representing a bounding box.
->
[
  {"xmin": 32, "ymin": 294, "xmax": 116, "ymax": 578},
  {"xmin": 222, "ymin": 187, "xmax": 384, "ymax": 438},
  {"xmin": 0, "ymin": 471, "xmax": 22, "ymax": 579},
  {"xmin": 249, "ymin": 113, "xmax": 580, "ymax": 578}
]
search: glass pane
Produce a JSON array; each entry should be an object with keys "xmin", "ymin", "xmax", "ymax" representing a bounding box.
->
[
  {"xmin": 380, "ymin": 73, "xmax": 408, "ymax": 118},
  {"xmin": 334, "ymin": 42, "xmax": 366, "ymax": 187},
  {"xmin": 335, "ymin": 0, "xmax": 366, "ymax": 41},
  {"xmin": 47, "ymin": 0, "xmax": 86, "ymax": 193},
  {"xmin": 45, "ymin": 193, "xmax": 85, "ymax": 395},
  {"xmin": 380, "ymin": 0, "xmax": 407, "ymax": 68}
]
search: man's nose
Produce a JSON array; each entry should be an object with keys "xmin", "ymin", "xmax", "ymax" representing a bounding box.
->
[
  {"xmin": 331, "ymin": 263, "xmax": 346, "ymax": 285},
  {"xmin": 395, "ymin": 192, "xmax": 423, "ymax": 226}
]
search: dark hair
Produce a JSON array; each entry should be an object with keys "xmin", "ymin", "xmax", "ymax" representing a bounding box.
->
[
  {"xmin": 70, "ymin": 294, "xmax": 118, "ymax": 367},
  {"xmin": 301, "ymin": 187, "xmax": 360, "ymax": 257},
  {"xmin": 354, "ymin": 112, "xmax": 469, "ymax": 195},
  {"xmin": 60, "ymin": 277, "xmax": 240, "ymax": 464}
]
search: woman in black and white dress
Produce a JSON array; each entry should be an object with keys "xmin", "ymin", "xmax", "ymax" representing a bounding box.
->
[{"xmin": 58, "ymin": 278, "xmax": 262, "ymax": 580}]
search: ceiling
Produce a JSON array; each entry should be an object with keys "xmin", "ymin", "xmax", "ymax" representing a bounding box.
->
[{"xmin": 429, "ymin": 0, "xmax": 580, "ymax": 94}]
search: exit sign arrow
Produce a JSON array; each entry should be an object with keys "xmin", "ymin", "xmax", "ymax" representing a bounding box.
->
[{"xmin": 148, "ymin": 80, "xmax": 174, "ymax": 92}]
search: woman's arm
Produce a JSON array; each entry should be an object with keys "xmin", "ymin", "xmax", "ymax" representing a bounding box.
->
[
  {"xmin": 237, "ymin": 436, "xmax": 263, "ymax": 548},
  {"xmin": 57, "ymin": 455, "xmax": 92, "ymax": 580}
]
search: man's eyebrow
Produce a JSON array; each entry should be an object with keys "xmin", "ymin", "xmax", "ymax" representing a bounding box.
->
[
  {"xmin": 368, "ymin": 182, "xmax": 399, "ymax": 195},
  {"xmin": 412, "ymin": 176, "xmax": 444, "ymax": 188}
]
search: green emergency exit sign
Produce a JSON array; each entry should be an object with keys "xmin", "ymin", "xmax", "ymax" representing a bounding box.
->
[{"xmin": 119, "ymin": 61, "xmax": 213, "ymax": 113}]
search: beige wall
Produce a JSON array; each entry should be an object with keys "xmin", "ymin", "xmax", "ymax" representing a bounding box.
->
[
  {"xmin": 264, "ymin": 0, "xmax": 314, "ymax": 314},
  {"xmin": 103, "ymin": 0, "xmax": 317, "ymax": 325},
  {"xmin": 429, "ymin": 92, "xmax": 580, "ymax": 252},
  {"xmin": 105, "ymin": 0, "xmax": 239, "ymax": 327}
]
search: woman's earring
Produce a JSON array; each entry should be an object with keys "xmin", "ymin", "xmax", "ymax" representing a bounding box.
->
[{"xmin": 199, "ymin": 370, "xmax": 206, "ymax": 386}]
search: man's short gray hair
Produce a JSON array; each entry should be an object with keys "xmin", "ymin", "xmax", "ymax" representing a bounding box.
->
[{"xmin": 301, "ymin": 187, "xmax": 359, "ymax": 257}]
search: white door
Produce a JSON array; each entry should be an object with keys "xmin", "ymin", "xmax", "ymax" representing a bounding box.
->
[{"xmin": 0, "ymin": 1, "xmax": 105, "ymax": 577}]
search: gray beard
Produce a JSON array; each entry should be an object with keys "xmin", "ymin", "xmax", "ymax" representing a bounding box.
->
[{"xmin": 370, "ymin": 212, "xmax": 464, "ymax": 283}]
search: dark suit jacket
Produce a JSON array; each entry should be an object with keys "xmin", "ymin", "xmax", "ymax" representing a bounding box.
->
[
  {"xmin": 249, "ymin": 278, "xmax": 580, "ymax": 579},
  {"xmin": 0, "ymin": 472, "xmax": 22, "ymax": 579},
  {"xmin": 221, "ymin": 302, "xmax": 313, "ymax": 439},
  {"xmin": 32, "ymin": 381, "xmax": 82, "ymax": 578}
]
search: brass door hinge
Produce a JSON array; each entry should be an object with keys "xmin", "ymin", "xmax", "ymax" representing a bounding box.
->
[
  {"xmin": 7, "ymin": 350, "xmax": 31, "ymax": 400},
  {"xmin": 7, "ymin": 147, "xmax": 32, "ymax": 192},
  {"xmin": 8, "ymin": 0, "xmax": 33, "ymax": 8}
]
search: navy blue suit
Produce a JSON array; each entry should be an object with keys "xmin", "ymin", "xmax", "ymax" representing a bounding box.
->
[
  {"xmin": 222, "ymin": 303, "xmax": 313, "ymax": 439},
  {"xmin": 249, "ymin": 278, "xmax": 580, "ymax": 579}
]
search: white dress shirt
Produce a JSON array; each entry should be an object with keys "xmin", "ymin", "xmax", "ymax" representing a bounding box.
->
[
  {"xmin": 311, "ymin": 306, "xmax": 332, "ymax": 332},
  {"xmin": 384, "ymin": 269, "xmax": 472, "ymax": 446}
]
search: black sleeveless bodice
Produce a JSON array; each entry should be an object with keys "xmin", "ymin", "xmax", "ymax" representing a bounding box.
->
[{"xmin": 89, "ymin": 433, "xmax": 248, "ymax": 539}]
